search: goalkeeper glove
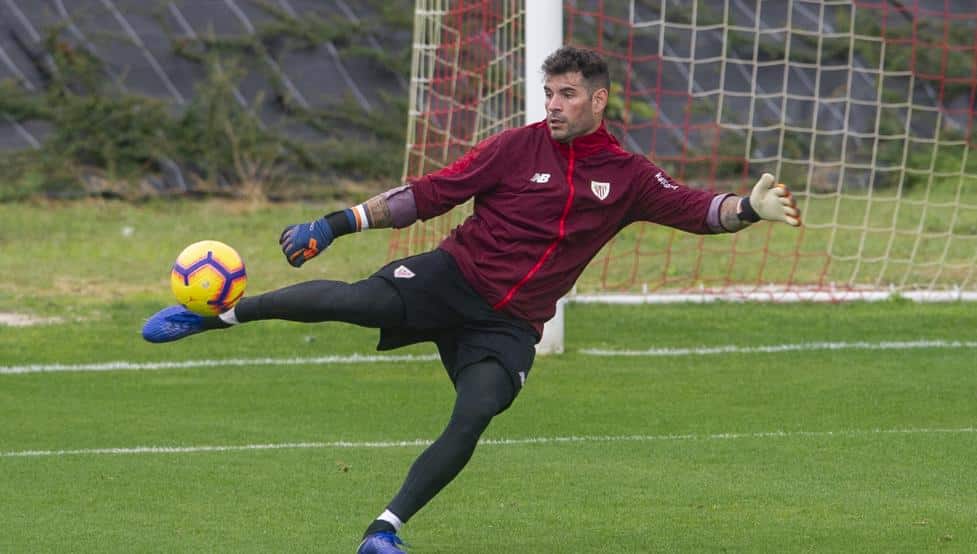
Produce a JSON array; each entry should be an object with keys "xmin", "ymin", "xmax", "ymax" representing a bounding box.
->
[
  {"xmin": 738, "ymin": 173, "xmax": 802, "ymax": 227},
  {"xmin": 279, "ymin": 218, "xmax": 335, "ymax": 267}
]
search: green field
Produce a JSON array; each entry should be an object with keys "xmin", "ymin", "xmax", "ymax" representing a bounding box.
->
[{"xmin": 1, "ymin": 201, "xmax": 976, "ymax": 552}]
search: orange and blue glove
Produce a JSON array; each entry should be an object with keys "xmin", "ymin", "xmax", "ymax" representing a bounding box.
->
[{"xmin": 279, "ymin": 218, "xmax": 335, "ymax": 267}]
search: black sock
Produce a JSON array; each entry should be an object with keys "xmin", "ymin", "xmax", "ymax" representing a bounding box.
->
[
  {"xmin": 201, "ymin": 316, "xmax": 230, "ymax": 330},
  {"xmin": 363, "ymin": 519, "xmax": 396, "ymax": 538}
]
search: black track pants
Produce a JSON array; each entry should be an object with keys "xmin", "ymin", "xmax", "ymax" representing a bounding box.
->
[
  {"xmin": 233, "ymin": 277, "xmax": 516, "ymax": 524},
  {"xmin": 233, "ymin": 277, "xmax": 405, "ymax": 329},
  {"xmin": 387, "ymin": 358, "xmax": 515, "ymax": 522}
]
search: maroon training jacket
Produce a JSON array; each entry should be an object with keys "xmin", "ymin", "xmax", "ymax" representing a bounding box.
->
[{"xmin": 408, "ymin": 121, "xmax": 729, "ymax": 333}]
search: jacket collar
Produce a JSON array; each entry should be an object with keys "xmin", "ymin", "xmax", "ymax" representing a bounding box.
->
[{"xmin": 545, "ymin": 120, "xmax": 625, "ymax": 158}]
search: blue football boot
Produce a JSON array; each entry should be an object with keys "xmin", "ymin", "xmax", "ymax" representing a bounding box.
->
[
  {"xmin": 357, "ymin": 532, "xmax": 407, "ymax": 554},
  {"xmin": 142, "ymin": 305, "xmax": 212, "ymax": 343}
]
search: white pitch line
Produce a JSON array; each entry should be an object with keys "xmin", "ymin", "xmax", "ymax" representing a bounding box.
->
[
  {"xmin": 581, "ymin": 339, "xmax": 977, "ymax": 356},
  {"xmin": 1, "ymin": 427, "xmax": 973, "ymax": 458},
  {"xmin": 4, "ymin": 340, "xmax": 974, "ymax": 374},
  {"xmin": 0, "ymin": 354, "xmax": 440, "ymax": 375}
]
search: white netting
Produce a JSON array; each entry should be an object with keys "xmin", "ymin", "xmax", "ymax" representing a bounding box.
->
[{"xmin": 394, "ymin": 0, "xmax": 977, "ymax": 298}]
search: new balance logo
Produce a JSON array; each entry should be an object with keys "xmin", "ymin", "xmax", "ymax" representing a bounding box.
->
[
  {"xmin": 655, "ymin": 171, "xmax": 679, "ymax": 190},
  {"xmin": 394, "ymin": 265, "xmax": 415, "ymax": 279},
  {"xmin": 530, "ymin": 172, "xmax": 551, "ymax": 183}
]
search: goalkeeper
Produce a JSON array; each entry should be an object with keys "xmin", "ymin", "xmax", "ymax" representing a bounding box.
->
[{"xmin": 143, "ymin": 46, "xmax": 800, "ymax": 553}]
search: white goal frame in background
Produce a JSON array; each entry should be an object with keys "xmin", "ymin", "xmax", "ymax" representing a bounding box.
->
[{"xmin": 525, "ymin": 0, "xmax": 565, "ymax": 354}]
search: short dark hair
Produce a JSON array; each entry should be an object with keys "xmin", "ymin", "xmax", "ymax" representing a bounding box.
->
[{"xmin": 541, "ymin": 46, "xmax": 610, "ymax": 94}]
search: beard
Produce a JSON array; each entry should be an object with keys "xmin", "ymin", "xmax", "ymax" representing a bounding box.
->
[{"xmin": 548, "ymin": 115, "xmax": 596, "ymax": 143}]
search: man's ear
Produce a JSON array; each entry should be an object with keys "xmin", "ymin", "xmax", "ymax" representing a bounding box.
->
[{"xmin": 591, "ymin": 87, "xmax": 609, "ymax": 117}]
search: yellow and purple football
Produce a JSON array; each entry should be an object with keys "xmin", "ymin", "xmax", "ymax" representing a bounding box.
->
[{"xmin": 170, "ymin": 240, "xmax": 247, "ymax": 316}]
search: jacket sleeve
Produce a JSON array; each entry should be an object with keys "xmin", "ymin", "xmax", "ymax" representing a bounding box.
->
[
  {"xmin": 407, "ymin": 132, "xmax": 508, "ymax": 221},
  {"xmin": 628, "ymin": 161, "xmax": 730, "ymax": 234}
]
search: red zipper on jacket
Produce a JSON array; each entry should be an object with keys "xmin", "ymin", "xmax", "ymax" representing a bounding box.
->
[{"xmin": 494, "ymin": 143, "xmax": 576, "ymax": 310}]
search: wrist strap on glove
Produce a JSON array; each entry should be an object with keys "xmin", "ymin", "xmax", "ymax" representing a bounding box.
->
[
  {"xmin": 323, "ymin": 204, "xmax": 372, "ymax": 238},
  {"xmin": 737, "ymin": 196, "xmax": 762, "ymax": 223},
  {"xmin": 324, "ymin": 210, "xmax": 354, "ymax": 236}
]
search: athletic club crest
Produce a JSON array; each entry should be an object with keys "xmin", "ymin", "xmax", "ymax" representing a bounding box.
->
[{"xmin": 590, "ymin": 180, "xmax": 610, "ymax": 200}]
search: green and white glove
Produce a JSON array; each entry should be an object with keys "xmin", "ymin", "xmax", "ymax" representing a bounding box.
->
[{"xmin": 738, "ymin": 173, "xmax": 802, "ymax": 227}]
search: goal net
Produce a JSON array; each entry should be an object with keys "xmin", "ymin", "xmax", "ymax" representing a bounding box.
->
[{"xmin": 391, "ymin": 0, "xmax": 977, "ymax": 302}]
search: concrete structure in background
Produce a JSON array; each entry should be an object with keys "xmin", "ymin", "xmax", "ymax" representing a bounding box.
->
[{"xmin": 0, "ymin": 0, "xmax": 411, "ymax": 165}]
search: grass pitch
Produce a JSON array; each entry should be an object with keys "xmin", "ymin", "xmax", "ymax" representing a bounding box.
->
[{"xmin": 1, "ymin": 200, "xmax": 975, "ymax": 552}]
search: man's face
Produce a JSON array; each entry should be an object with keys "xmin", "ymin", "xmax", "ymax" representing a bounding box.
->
[{"xmin": 544, "ymin": 71, "xmax": 606, "ymax": 143}]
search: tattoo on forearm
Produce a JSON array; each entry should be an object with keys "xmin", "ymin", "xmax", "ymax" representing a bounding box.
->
[
  {"xmin": 720, "ymin": 196, "xmax": 749, "ymax": 233},
  {"xmin": 364, "ymin": 194, "xmax": 393, "ymax": 228}
]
